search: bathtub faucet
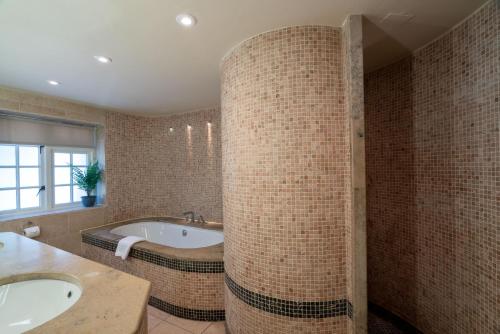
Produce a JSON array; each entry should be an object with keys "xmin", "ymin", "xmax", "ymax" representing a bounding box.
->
[{"xmin": 183, "ymin": 211, "xmax": 195, "ymax": 223}]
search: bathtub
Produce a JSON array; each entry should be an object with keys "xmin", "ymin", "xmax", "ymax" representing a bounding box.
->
[
  {"xmin": 111, "ymin": 221, "xmax": 224, "ymax": 249},
  {"xmin": 81, "ymin": 217, "xmax": 225, "ymax": 321}
]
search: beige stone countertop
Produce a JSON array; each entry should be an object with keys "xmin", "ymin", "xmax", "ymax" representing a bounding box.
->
[
  {"xmin": 0, "ymin": 232, "xmax": 151, "ymax": 334},
  {"xmin": 81, "ymin": 216, "xmax": 224, "ymax": 262}
]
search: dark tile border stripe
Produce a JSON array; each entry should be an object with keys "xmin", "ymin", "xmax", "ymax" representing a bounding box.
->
[
  {"xmin": 225, "ymin": 274, "xmax": 353, "ymax": 319},
  {"xmin": 81, "ymin": 234, "xmax": 224, "ymax": 273},
  {"xmin": 149, "ymin": 296, "xmax": 225, "ymax": 321}
]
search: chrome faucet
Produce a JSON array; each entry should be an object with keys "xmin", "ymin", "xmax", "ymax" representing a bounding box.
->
[
  {"xmin": 198, "ymin": 215, "xmax": 206, "ymax": 224},
  {"xmin": 183, "ymin": 211, "xmax": 195, "ymax": 223}
]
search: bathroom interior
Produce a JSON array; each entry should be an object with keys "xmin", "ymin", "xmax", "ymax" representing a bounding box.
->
[{"xmin": 0, "ymin": 0, "xmax": 497, "ymax": 333}]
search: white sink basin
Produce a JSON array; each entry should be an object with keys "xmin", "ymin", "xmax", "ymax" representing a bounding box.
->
[{"xmin": 0, "ymin": 278, "xmax": 81, "ymax": 334}]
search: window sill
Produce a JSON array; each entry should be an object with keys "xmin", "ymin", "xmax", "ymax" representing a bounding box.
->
[{"xmin": 0, "ymin": 204, "xmax": 107, "ymax": 223}]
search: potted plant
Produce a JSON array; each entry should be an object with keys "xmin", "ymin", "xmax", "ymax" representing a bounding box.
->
[{"xmin": 73, "ymin": 161, "xmax": 102, "ymax": 207}]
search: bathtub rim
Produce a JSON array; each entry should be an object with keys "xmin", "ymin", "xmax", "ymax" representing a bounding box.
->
[
  {"xmin": 110, "ymin": 220, "xmax": 223, "ymax": 249},
  {"xmin": 81, "ymin": 216, "xmax": 223, "ymax": 263}
]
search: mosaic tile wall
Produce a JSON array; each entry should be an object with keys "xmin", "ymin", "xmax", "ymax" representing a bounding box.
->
[
  {"xmin": 225, "ymin": 286, "xmax": 348, "ymax": 334},
  {"xmin": 221, "ymin": 26, "xmax": 351, "ymax": 333},
  {"xmin": 82, "ymin": 242, "xmax": 225, "ymax": 316},
  {"xmin": 106, "ymin": 108, "xmax": 222, "ymax": 222},
  {"xmin": 365, "ymin": 2, "xmax": 499, "ymax": 333}
]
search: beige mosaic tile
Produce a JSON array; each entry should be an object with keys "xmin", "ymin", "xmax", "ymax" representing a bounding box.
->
[
  {"xmin": 226, "ymin": 288, "xmax": 348, "ymax": 334},
  {"xmin": 105, "ymin": 108, "xmax": 222, "ymax": 223},
  {"xmin": 221, "ymin": 25, "xmax": 350, "ymax": 333},
  {"xmin": 365, "ymin": 2, "xmax": 499, "ymax": 333},
  {"xmin": 82, "ymin": 243, "xmax": 224, "ymax": 312}
]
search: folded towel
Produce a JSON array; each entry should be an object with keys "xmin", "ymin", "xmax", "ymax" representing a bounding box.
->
[{"xmin": 115, "ymin": 236, "xmax": 146, "ymax": 260}]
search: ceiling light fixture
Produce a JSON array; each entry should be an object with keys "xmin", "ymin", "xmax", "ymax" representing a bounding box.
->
[
  {"xmin": 94, "ymin": 56, "xmax": 112, "ymax": 64},
  {"xmin": 176, "ymin": 14, "xmax": 196, "ymax": 27},
  {"xmin": 47, "ymin": 80, "xmax": 60, "ymax": 86}
]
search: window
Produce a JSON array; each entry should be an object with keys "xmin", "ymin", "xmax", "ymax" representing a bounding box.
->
[
  {"xmin": 50, "ymin": 149, "xmax": 92, "ymax": 206},
  {"xmin": 0, "ymin": 112, "xmax": 98, "ymax": 216},
  {"xmin": 0, "ymin": 143, "xmax": 95, "ymax": 215},
  {"xmin": 0, "ymin": 144, "xmax": 42, "ymax": 213}
]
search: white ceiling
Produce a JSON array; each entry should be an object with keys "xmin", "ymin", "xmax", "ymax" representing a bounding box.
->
[{"xmin": 0, "ymin": 0, "xmax": 488, "ymax": 115}]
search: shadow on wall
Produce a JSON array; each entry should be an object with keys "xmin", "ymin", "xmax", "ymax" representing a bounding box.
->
[
  {"xmin": 362, "ymin": 15, "xmax": 450, "ymax": 73},
  {"xmin": 362, "ymin": 17, "xmax": 411, "ymax": 72},
  {"xmin": 364, "ymin": 58, "xmax": 418, "ymax": 324}
]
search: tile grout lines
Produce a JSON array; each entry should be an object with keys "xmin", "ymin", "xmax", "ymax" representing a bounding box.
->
[{"xmin": 148, "ymin": 310, "xmax": 217, "ymax": 334}]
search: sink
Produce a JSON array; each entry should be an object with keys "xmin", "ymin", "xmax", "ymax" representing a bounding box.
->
[{"xmin": 0, "ymin": 278, "xmax": 82, "ymax": 334}]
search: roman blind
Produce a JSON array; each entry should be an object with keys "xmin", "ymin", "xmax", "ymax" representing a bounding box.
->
[{"xmin": 0, "ymin": 111, "xmax": 96, "ymax": 148}]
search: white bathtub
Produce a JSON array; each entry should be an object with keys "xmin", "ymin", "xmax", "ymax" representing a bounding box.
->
[{"xmin": 111, "ymin": 221, "xmax": 223, "ymax": 249}]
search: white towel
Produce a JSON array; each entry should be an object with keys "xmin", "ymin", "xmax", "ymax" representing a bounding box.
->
[{"xmin": 115, "ymin": 236, "xmax": 146, "ymax": 260}]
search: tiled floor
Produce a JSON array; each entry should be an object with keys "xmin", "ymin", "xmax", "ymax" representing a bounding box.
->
[
  {"xmin": 147, "ymin": 306, "xmax": 414, "ymax": 333},
  {"xmin": 147, "ymin": 306, "xmax": 225, "ymax": 334}
]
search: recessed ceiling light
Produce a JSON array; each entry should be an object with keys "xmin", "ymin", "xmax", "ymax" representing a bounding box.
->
[
  {"xmin": 94, "ymin": 56, "xmax": 112, "ymax": 64},
  {"xmin": 47, "ymin": 80, "xmax": 60, "ymax": 86},
  {"xmin": 176, "ymin": 14, "xmax": 196, "ymax": 27}
]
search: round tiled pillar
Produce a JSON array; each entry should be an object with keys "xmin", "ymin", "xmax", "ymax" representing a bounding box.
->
[{"xmin": 221, "ymin": 26, "xmax": 350, "ymax": 333}]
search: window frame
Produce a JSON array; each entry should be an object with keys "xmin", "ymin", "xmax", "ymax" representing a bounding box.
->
[
  {"xmin": 46, "ymin": 147, "xmax": 95, "ymax": 210},
  {"xmin": 0, "ymin": 143, "xmax": 44, "ymax": 215},
  {"xmin": 0, "ymin": 143, "xmax": 95, "ymax": 217}
]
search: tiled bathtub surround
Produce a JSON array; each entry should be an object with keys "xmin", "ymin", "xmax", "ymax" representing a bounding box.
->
[
  {"xmin": 83, "ymin": 243, "xmax": 225, "ymax": 321},
  {"xmin": 81, "ymin": 218, "xmax": 225, "ymax": 321},
  {"xmin": 81, "ymin": 234, "xmax": 224, "ymax": 273},
  {"xmin": 365, "ymin": 2, "xmax": 499, "ymax": 333},
  {"xmin": 221, "ymin": 26, "xmax": 352, "ymax": 333}
]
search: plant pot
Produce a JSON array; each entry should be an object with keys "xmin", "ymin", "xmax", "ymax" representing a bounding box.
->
[{"xmin": 81, "ymin": 196, "xmax": 97, "ymax": 207}]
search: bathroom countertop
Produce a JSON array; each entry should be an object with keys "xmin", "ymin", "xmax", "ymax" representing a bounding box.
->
[
  {"xmin": 0, "ymin": 232, "xmax": 151, "ymax": 334},
  {"xmin": 81, "ymin": 216, "xmax": 224, "ymax": 262}
]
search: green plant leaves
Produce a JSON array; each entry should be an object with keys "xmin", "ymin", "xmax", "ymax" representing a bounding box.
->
[{"xmin": 73, "ymin": 161, "xmax": 102, "ymax": 196}]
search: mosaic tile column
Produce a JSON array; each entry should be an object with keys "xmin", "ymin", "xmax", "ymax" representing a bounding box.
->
[{"xmin": 221, "ymin": 26, "xmax": 351, "ymax": 333}]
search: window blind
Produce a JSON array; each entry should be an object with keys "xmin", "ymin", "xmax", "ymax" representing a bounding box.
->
[{"xmin": 0, "ymin": 112, "xmax": 96, "ymax": 148}]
